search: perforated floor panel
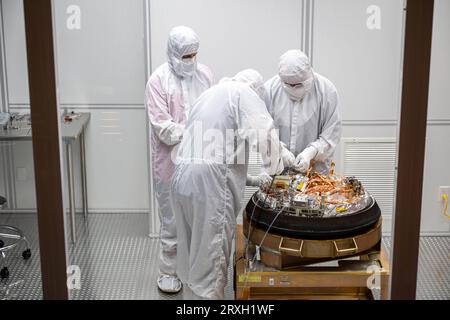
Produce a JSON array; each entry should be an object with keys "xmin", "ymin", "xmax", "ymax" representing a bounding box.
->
[{"xmin": 1, "ymin": 213, "xmax": 449, "ymax": 300}]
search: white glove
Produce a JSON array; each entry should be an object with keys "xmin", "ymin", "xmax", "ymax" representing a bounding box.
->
[
  {"xmin": 153, "ymin": 120, "xmax": 185, "ymax": 146},
  {"xmin": 294, "ymin": 146, "xmax": 317, "ymax": 173},
  {"xmin": 169, "ymin": 123, "xmax": 185, "ymax": 145},
  {"xmin": 258, "ymin": 172, "xmax": 273, "ymax": 186},
  {"xmin": 246, "ymin": 173, "xmax": 273, "ymax": 187},
  {"xmin": 281, "ymin": 145, "xmax": 295, "ymax": 167}
]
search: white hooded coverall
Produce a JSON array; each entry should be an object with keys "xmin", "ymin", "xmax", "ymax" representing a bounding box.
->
[
  {"xmin": 264, "ymin": 50, "xmax": 342, "ymax": 174},
  {"xmin": 171, "ymin": 73, "xmax": 283, "ymax": 299},
  {"xmin": 145, "ymin": 26, "xmax": 213, "ymax": 277}
]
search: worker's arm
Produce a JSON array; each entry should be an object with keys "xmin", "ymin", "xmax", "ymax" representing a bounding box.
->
[
  {"xmin": 308, "ymin": 85, "xmax": 342, "ymax": 162},
  {"xmin": 238, "ymin": 88, "xmax": 284, "ymax": 176},
  {"xmin": 145, "ymin": 75, "xmax": 184, "ymax": 146}
]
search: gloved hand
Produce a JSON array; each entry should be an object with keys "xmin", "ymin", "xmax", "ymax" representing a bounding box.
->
[
  {"xmin": 246, "ymin": 173, "xmax": 273, "ymax": 187},
  {"xmin": 258, "ymin": 172, "xmax": 273, "ymax": 186},
  {"xmin": 169, "ymin": 123, "xmax": 185, "ymax": 145},
  {"xmin": 294, "ymin": 146, "xmax": 317, "ymax": 173},
  {"xmin": 281, "ymin": 145, "xmax": 295, "ymax": 167}
]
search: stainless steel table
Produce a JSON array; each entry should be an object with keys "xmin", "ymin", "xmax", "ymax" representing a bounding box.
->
[{"xmin": 0, "ymin": 112, "xmax": 90, "ymax": 243}]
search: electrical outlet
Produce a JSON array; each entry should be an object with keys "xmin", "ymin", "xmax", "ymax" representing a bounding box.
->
[{"xmin": 439, "ymin": 186, "xmax": 450, "ymax": 202}]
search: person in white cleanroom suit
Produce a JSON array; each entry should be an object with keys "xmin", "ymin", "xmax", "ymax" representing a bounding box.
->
[
  {"xmin": 264, "ymin": 50, "xmax": 342, "ymax": 174},
  {"xmin": 171, "ymin": 69, "xmax": 284, "ymax": 299},
  {"xmin": 145, "ymin": 26, "xmax": 213, "ymax": 293}
]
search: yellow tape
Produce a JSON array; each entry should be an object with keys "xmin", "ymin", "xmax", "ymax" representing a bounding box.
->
[{"xmin": 238, "ymin": 275, "xmax": 262, "ymax": 283}]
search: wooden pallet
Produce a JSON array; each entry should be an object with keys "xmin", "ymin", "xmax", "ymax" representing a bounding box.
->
[{"xmin": 234, "ymin": 225, "xmax": 390, "ymax": 300}]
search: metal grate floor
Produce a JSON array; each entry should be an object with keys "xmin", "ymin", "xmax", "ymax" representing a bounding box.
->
[{"xmin": 0, "ymin": 213, "xmax": 449, "ymax": 300}]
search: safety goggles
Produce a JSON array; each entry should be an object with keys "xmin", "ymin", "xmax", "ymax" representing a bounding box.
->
[
  {"xmin": 182, "ymin": 52, "xmax": 197, "ymax": 60},
  {"xmin": 283, "ymin": 77, "xmax": 313, "ymax": 88}
]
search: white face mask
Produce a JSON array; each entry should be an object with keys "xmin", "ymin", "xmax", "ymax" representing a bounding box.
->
[
  {"xmin": 181, "ymin": 57, "xmax": 197, "ymax": 77},
  {"xmin": 283, "ymin": 78, "xmax": 313, "ymax": 101}
]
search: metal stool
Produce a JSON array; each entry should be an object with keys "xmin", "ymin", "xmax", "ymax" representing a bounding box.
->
[{"xmin": 0, "ymin": 195, "xmax": 32, "ymax": 280}]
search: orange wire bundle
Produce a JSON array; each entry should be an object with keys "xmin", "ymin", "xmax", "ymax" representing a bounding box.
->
[{"xmin": 305, "ymin": 173, "xmax": 336, "ymax": 195}]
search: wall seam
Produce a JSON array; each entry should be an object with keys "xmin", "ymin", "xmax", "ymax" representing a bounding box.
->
[{"xmin": 144, "ymin": 0, "xmax": 158, "ymax": 237}]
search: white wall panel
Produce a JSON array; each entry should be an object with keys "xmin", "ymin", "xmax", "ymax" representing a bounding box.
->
[
  {"xmin": 2, "ymin": 0, "xmax": 29, "ymax": 104},
  {"xmin": 64, "ymin": 108, "xmax": 149, "ymax": 211},
  {"xmin": 313, "ymin": 0, "xmax": 404, "ymax": 121},
  {"xmin": 428, "ymin": 0, "xmax": 450, "ymax": 121},
  {"xmin": 53, "ymin": 0, "xmax": 145, "ymax": 105}
]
